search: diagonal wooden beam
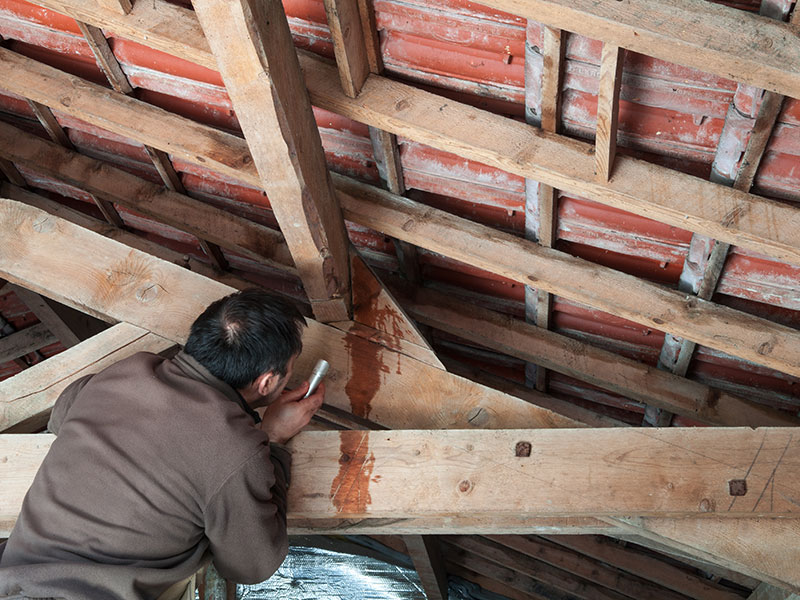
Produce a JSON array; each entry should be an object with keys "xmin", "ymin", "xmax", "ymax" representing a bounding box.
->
[
  {"xmin": 0, "ymin": 323, "xmax": 56, "ymax": 364},
  {"xmin": 0, "ymin": 198, "xmax": 574, "ymax": 431},
  {"xmin": 191, "ymin": 0, "xmax": 351, "ymax": 322},
  {"xmin": 8, "ymin": 285, "xmax": 82, "ymax": 348},
  {"xmin": 1, "ymin": 322, "xmax": 173, "ymax": 432}
]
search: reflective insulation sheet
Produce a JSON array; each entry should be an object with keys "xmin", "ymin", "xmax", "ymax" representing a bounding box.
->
[{"xmin": 235, "ymin": 545, "xmax": 509, "ymax": 600}]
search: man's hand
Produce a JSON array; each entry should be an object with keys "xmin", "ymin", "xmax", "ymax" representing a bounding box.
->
[{"xmin": 260, "ymin": 382, "xmax": 325, "ymax": 445}]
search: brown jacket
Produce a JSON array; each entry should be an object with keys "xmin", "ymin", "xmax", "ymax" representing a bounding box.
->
[{"xmin": 0, "ymin": 351, "xmax": 291, "ymax": 599}]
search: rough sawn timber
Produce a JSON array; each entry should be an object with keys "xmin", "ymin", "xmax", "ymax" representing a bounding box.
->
[
  {"xmin": 6, "ymin": 5, "xmax": 800, "ymax": 267},
  {"xmin": 193, "ymin": 0, "xmax": 352, "ymax": 323}
]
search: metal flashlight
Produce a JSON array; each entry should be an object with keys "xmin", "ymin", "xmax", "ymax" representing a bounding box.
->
[{"xmin": 303, "ymin": 359, "xmax": 329, "ymax": 398}]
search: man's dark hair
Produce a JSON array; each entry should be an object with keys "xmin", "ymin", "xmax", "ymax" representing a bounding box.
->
[{"xmin": 184, "ymin": 289, "xmax": 306, "ymax": 389}]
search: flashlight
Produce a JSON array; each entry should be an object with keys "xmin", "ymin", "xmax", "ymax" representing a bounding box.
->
[{"xmin": 303, "ymin": 359, "xmax": 329, "ymax": 398}]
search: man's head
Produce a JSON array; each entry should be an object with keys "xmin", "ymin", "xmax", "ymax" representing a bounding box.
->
[{"xmin": 184, "ymin": 289, "xmax": 306, "ymax": 403}]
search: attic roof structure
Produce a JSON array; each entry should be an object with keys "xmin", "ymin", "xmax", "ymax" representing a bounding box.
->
[{"xmin": 0, "ymin": 0, "xmax": 799, "ymax": 598}]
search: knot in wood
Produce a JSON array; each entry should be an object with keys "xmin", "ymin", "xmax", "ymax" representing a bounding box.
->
[
  {"xmin": 458, "ymin": 479, "xmax": 473, "ymax": 494},
  {"xmin": 698, "ymin": 498, "xmax": 715, "ymax": 513}
]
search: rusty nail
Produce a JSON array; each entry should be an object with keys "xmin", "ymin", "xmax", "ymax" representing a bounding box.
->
[
  {"xmin": 728, "ymin": 479, "xmax": 747, "ymax": 496},
  {"xmin": 515, "ymin": 441, "xmax": 532, "ymax": 457}
]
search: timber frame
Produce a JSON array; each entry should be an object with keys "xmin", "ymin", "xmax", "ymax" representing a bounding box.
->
[{"xmin": 1, "ymin": 0, "xmax": 799, "ymax": 599}]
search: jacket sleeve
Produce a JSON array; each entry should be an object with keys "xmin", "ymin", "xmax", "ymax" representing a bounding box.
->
[
  {"xmin": 47, "ymin": 373, "xmax": 94, "ymax": 435},
  {"xmin": 203, "ymin": 444, "xmax": 292, "ymax": 584}
]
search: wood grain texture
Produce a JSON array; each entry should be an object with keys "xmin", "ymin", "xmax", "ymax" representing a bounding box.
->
[
  {"xmin": 476, "ymin": 0, "xmax": 800, "ymax": 99},
  {"xmin": 405, "ymin": 289, "xmax": 797, "ymax": 427},
  {"xmin": 0, "ymin": 199, "xmax": 574, "ymax": 431},
  {"xmin": 6, "ymin": 8, "xmax": 799, "ymax": 267},
  {"xmin": 0, "ymin": 323, "xmax": 172, "ymax": 432},
  {"xmin": 323, "ymin": 0, "xmax": 371, "ymax": 97},
  {"xmin": 334, "ymin": 176, "xmax": 800, "ymax": 378},
  {"xmin": 193, "ymin": 0, "xmax": 351, "ymax": 322},
  {"xmin": 0, "ymin": 121, "xmax": 293, "ymax": 270},
  {"xmin": 595, "ymin": 44, "xmax": 624, "ymax": 182}
]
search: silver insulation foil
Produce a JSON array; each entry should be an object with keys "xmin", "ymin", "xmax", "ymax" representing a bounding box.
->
[{"xmin": 235, "ymin": 546, "xmax": 509, "ymax": 600}]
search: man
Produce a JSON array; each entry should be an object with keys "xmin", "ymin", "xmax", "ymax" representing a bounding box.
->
[{"xmin": 0, "ymin": 289, "xmax": 324, "ymax": 599}]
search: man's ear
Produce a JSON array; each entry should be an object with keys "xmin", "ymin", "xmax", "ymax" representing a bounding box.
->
[{"xmin": 254, "ymin": 371, "xmax": 278, "ymax": 397}]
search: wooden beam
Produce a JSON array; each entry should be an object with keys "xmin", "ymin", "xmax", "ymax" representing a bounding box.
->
[
  {"xmin": 543, "ymin": 535, "xmax": 746, "ymax": 600},
  {"xmin": 75, "ymin": 21, "xmax": 133, "ymax": 94},
  {"xmin": 525, "ymin": 24, "xmax": 565, "ymax": 391},
  {"xmin": 3, "ymin": 27, "xmax": 799, "ymax": 267},
  {"xmin": 323, "ymin": 0, "xmax": 371, "ymax": 97},
  {"xmin": 594, "ymin": 44, "xmax": 624, "ymax": 182},
  {"xmin": 5, "ymin": 427, "xmax": 800, "ymax": 524},
  {"xmin": 748, "ymin": 583, "xmax": 800, "ymax": 600},
  {"xmin": 0, "ymin": 198, "xmax": 575, "ymax": 431},
  {"xmin": 488, "ymin": 535, "xmax": 693, "ymax": 600},
  {"xmin": 0, "ymin": 322, "xmax": 172, "ymax": 432},
  {"xmin": 1, "ymin": 183, "xmax": 255, "ymax": 293},
  {"xmin": 403, "ymin": 535, "xmax": 449, "ymax": 600},
  {"xmin": 0, "ymin": 121, "xmax": 293, "ymax": 271},
  {"xmin": 97, "ymin": 0, "xmax": 132, "ymax": 15},
  {"xmin": 608, "ymin": 517, "xmax": 800, "ymax": 592},
  {"xmin": 0, "ymin": 323, "xmax": 57, "ymax": 364},
  {"xmin": 192, "ymin": 0, "xmax": 352, "ymax": 322},
  {"xmin": 0, "ymin": 157, "xmax": 25, "ymax": 186},
  {"xmin": 403, "ymin": 288, "xmax": 797, "ymax": 427},
  {"xmin": 9, "ymin": 284, "xmax": 82, "ymax": 348},
  {"xmin": 26, "ymin": 100, "xmax": 74, "ymax": 149},
  {"xmin": 335, "ymin": 177, "xmax": 800, "ymax": 379}
]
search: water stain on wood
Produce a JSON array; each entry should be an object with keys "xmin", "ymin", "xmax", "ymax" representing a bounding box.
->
[
  {"xmin": 330, "ymin": 431, "xmax": 375, "ymax": 514},
  {"xmin": 343, "ymin": 332, "xmax": 389, "ymax": 420}
]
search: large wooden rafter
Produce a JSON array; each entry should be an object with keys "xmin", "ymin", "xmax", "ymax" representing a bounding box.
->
[
  {"xmin": 191, "ymin": 0, "xmax": 352, "ymax": 323},
  {"xmin": 11, "ymin": 0, "xmax": 800, "ymax": 268}
]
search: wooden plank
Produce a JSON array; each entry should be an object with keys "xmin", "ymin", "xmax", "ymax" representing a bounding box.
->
[
  {"xmin": 97, "ymin": 0, "xmax": 131, "ymax": 15},
  {"xmin": 141, "ymin": 145, "xmax": 185, "ymax": 194},
  {"xmin": 0, "ymin": 323, "xmax": 57, "ymax": 363},
  {"xmin": 26, "ymin": 100, "xmax": 74, "ymax": 149},
  {"xmin": 75, "ymin": 20, "xmax": 133, "ymax": 94},
  {"xmin": 0, "ymin": 121, "xmax": 294, "ymax": 271},
  {"xmin": 323, "ymin": 0, "xmax": 371, "ymax": 97},
  {"xmin": 0, "ymin": 322, "xmax": 172, "ymax": 432},
  {"xmin": 335, "ymin": 176, "xmax": 800, "ymax": 379},
  {"xmin": 4, "ymin": 25, "xmax": 799, "ymax": 268},
  {"xmin": 477, "ymin": 0, "xmax": 800, "ymax": 99},
  {"xmin": 355, "ymin": 0, "xmax": 382, "ymax": 73},
  {"xmin": 608, "ymin": 517, "xmax": 800, "ymax": 592},
  {"xmin": 369, "ymin": 127, "xmax": 404, "ymax": 195},
  {"xmin": 545, "ymin": 535, "xmax": 755, "ymax": 600},
  {"xmin": 488, "ymin": 535, "xmax": 712, "ymax": 600},
  {"xmin": 403, "ymin": 535, "xmax": 449, "ymax": 600},
  {"xmin": 748, "ymin": 583, "xmax": 800, "ymax": 600},
  {"xmin": 5, "ymin": 427, "xmax": 800, "ymax": 527},
  {"xmin": 594, "ymin": 44, "xmax": 624, "ymax": 182},
  {"xmin": 447, "ymin": 536, "xmax": 637, "ymax": 600},
  {"xmin": 0, "ymin": 198, "xmax": 575, "ymax": 431},
  {"xmin": 192, "ymin": 0, "xmax": 351, "ymax": 323},
  {"xmin": 0, "ymin": 183, "xmax": 273, "ymax": 296},
  {"xmin": 288, "ymin": 516, "xmax": 616, "ymax": 536},
  {"xmin": 0, "ymin": 157, "xmax": 25, "ymax": 186},
  {"xmin": 404, "ymin": 288, "xmax": 797, "ymax": 427}
]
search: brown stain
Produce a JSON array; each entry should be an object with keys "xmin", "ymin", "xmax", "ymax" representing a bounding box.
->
[
  {"xmin": 330, "ymin": 431, "xmax": 375, "ymax": 515},
  {"xmin": 343, "ymin": 332, "xmax": 389, "ymax": 420},
  {"xmin": 352, "ymin": 256, "xmax": 410, "ymax": 341}
]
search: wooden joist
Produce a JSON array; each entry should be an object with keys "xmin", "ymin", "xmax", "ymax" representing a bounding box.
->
[
  {"xmin": 594, "ymin": 44, "xmax": 624, "ymax": 182},
  {"xmin": 336, "ymin": 177, "xmax": 800, "ymax": 379},
  {"xmin": 0, "ymin": 120, "xmax": 293, "ymax": 272},
  {"xmin": 323, "ymin": 0, "xmax": 371, "ymax": 98},
  {"xmin": 0, "ymin": 322, "xmax": 173, "ymax": 432},
  {"xmin": 6, "ymin": 4, "xmax": 800, "ymax": 268},
  {"xmin": 4, "ymin": 426, "xmax": 800, "ymax": 526},
  {"xmin": 193, "ymin": 0, "xmax": 352, "ymax": 322},
  {"xmin": 403, "ymin": 288, "xmax": 798, "ymax": 427},
  {"xmin": 0, "ymin": 49, "xmax": 797, "ymax": 377},
  {"xmin": 0, "ymin": 198, "xmax": 575, "ymax": 431}
]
